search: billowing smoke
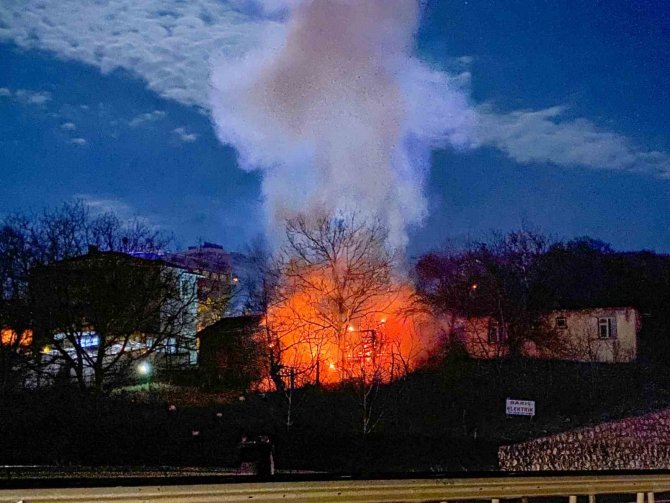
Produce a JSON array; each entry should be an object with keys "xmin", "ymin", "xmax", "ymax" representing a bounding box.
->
[{"xmin": 210, "ymin": 0, "xmax": 475, "ymax": 248}]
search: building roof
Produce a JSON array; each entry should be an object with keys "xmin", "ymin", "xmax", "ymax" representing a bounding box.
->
[
  {"xmin": 166, "ymin": 243, "xmax": 232, "ymax": 275},
  {"xmin": 40, "ymin": 246, "xmax": 196, "ymax": 273},
  {"xmin": 196, "ymin": 314, "xmax": 262, "ymax": 340}
]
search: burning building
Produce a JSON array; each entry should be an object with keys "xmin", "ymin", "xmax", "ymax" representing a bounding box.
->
[{"xmin": 252, "ymin": 213, "xmax": 441, "ymax": 389}]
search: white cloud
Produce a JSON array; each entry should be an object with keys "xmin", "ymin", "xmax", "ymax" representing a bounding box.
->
[
  {"xmin": 173, "ymin": 126, "xmax": 198, "ymax": 142},
  {"xmin": 5, "ymin": 88, "xmax": 53, "ymax": 105},
  {"xmin": 128, "ymin": 110, "xmax": 167, "ymax": 127},
  {"xmin": 0, "ymin": 0, "xmax": 281, "ymax": 109},
  {"xmin": 1, "ymin": 0, "xmax": 667, "ymax": 183},
  {"xmin": 76, "ymin": 194, "xmax": 160, "ymax": 229},
  {"xmin": 60, "ymin": 122, "xmax": 76, "ymax": 131},
  {"xmin": 77, "ymin": 194, "xmax": 133, "ymax": 217},
  {"xmin": 476, "ymin": 106, "xmax": 670, "ymax": 177},
  {"xmin": 69, "ymin": 137, "xmax": 87, "ymax": 145}
]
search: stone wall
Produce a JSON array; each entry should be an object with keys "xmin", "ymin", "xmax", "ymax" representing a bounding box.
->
[{"xmin": 499, "ymin": 408, "xmax": 670, "ymax": 470}]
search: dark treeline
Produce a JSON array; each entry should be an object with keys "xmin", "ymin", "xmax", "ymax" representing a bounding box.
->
[{"xmin": 415, "ymin": 231, "xmax": 670, "ymax": 365}]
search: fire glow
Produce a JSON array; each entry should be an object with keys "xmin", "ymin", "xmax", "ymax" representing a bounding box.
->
[
  {"xmin": 0, "ymin": 328, "xmax": 32, "ymax": 348},
  {"xmin": 261, "ymin": 279, "xmax": 439, "ymax": 388}
]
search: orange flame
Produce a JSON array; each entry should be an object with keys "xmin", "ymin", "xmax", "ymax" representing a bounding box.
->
[
  {"xmin": 261, "ymin": 276, "xmax": 440, "ymax": 388},
  {"xmin": 0, "ymin": 328, "xmax": 32, "ymax": 348}
]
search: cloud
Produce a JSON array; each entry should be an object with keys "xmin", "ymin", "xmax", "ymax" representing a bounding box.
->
[
  {"xmin": 173, "ymin": 127, "xmax": 198, "ymax": 142},
  {"xmin": 77, "ymin": 194, "xmax": 132, "ymax": 216},
  {"xmin": 0, "ymin": 87, "xmax": 52, "ymax": 105},
  {"xmin": 76, "ymin": 194, "xmax": 161, "ymax": 229},
  {"xmin": 60, "ymin": 122, "xmax": 76, "ymax": 131},
  {"xmin": 69, "ymin": 137, "xmax": 87, "ymax": 145},
  {"xmin": 15, "ymin": 89, "xmax": 52, "ymax": 105},
  {"xmin": 208, "ymin": 0, "xmax": 669, "ymax": 248},
  {"xmin": 0, "ymin": 0, "xmax": 281, "ymax": 109},
  {"xmin": 2, "ymin": 0, "xmax": 667, "ymax": 187},
  {"xmin": 476, "ymin": 106, "xmax": 670, "ymax": 177},
  {"xmin": 128, "ymin": 110, "xmax": 167, "ymax": 127}
]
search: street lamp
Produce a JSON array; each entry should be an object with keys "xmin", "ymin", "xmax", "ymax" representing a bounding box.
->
[{"xmin": 137, "ymin": 361, "xmax": 152, "ymax": 377}]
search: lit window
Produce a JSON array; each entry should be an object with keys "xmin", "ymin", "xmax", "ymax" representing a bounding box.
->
[{"xmin": 78, "ymin": 333, "xmax": 99, "ymax": 348}]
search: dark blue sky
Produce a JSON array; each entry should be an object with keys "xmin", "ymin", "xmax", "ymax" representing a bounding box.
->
[{"xmin": 1, "ymin": 0, "xmax": 669, "ymax": 254}]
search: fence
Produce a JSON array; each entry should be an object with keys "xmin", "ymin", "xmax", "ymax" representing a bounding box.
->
[{"xmin": 1, "ymin": 473, "xmax": 670, "ymax": 503}]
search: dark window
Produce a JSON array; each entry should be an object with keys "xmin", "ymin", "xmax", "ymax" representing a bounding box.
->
[
  {"xmin": 556, "ymin": 317, "xmax": 567, "ymax": 329},
  {"xmin": 165, "ymin": 337, "xmax": 178, "ymax": 354},
  {"xmin": 488, "ymin": 320, "xmax": 504, "ymax": 344},
  {"xmin": 181, "ymin": 279, "xmax": 191, "ymax": 297},
  {"xmin": 598, "ymin": 317, "xmax": 617, "ymax": 339}
]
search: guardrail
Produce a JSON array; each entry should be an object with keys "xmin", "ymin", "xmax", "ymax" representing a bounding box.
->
[{"xmin": 1, "ymin": 474, "xmax": 670, "ymax": 503}]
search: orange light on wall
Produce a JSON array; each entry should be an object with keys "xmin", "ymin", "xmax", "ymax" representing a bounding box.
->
[{"xmin": 0, "ymin": 328, "xmax": 33, "ymax": 348}]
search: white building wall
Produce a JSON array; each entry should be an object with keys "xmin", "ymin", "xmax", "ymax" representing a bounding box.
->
[{"xmin": 451, "ymin": 307, "xmax": 639, "ymax": 363}]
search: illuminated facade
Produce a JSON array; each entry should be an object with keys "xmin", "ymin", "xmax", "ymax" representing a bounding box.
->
[
  {"xmin": 31, "ymin": 248, "xmax": 201, "ymax": 387},
  {"xmin": 448, "ymin": 307, "xmax": 639, "ymax": 363},
  {"xmin": 167, "ymin": 242, "xmax": 236, "ymax": 330}
]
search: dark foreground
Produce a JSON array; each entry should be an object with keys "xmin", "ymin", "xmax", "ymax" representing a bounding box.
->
[{"xmin": 2, "ymin": 359, "xmax": 670, "ymax": 474}]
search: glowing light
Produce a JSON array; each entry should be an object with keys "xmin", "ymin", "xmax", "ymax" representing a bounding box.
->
[
  {"xmin": 1, "ymin": 328, "xmax": 33, "ymax": 347},
  {"xmin": 137, "ymin": 361, "xmax": 151, "ymax": 376},
  {"xmin": 232, "ymin": 276, "xmax": 239, "ymax": 284},
  {"xmin": 471, "ymin": 283, "xmax": 478, "ymax": 290},
  {"xmin": 261, "ymin": 271, "xmax": 440, "ymax": 387},
  {"xmin": 41, "ymin": 345, "xmax": 51, "ymax": 354}
]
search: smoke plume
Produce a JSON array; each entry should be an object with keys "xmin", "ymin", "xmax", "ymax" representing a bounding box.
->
[{"xmin": 210, "ymin": 0, "xmax": 474, "ymax": 248}]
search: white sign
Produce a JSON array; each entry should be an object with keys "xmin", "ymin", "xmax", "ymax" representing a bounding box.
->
[{"xmin": 506, "ymin": 398, "xmax": 535, "ymax": 417}]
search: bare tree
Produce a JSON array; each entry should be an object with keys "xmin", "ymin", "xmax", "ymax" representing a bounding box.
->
[
  {"xmin": 0, "ymin": 201, "xmax": 191, "ymax": 398},
  {"xmin": 31, "ymin": 250, "xmax": 198, "ymax": 397},
  {"xmin": 416, "ymin": 228, "xmax": 558, "ymax": 359},
  {"xmin": 0, "ymin": 214, "xmax": 42, "ymax": 395},
  {"xmin": 261, "ymin": 211, "xmax": 433, "ymax": 437},
  {"xmin": 29, "ymin": 201, "xmax": 166, "ymax": 263},
  {"xmin": 268, "ymin": 211, "xmax": 400, "ymax": 385}
]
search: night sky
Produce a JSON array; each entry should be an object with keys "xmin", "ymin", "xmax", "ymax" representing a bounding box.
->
[{"xmin": 1, "ymin": 0, "xmax": 669, "ymax": 255}]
